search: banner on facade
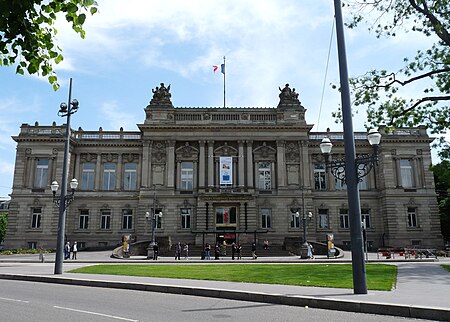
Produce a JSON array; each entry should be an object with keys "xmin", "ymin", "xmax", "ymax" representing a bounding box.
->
[{"xmin": 220, "ymin": 156, "xmax": 233, "ymax": 185}]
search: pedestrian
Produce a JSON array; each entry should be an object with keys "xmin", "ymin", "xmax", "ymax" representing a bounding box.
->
[
  {"xmin": 175, "ymin": 242, "xmax": 181, "ymax": 260},
  {"xmin": 64, "ymin": 241, "xmax": 71, "ymax": 260},
  {"xmin": 72, "ymin": 241, "xmax": 78, "ymax": 260},
  {"xmin": 307, "ymin": 243, "xmax": 314, "ymax": 259},
  {"xmin": 214, "ymin": 243, "xmax": 220, "ymax": 260},
  {"xmin": 205, "ymin": 243, "xmax": 211, "ymax": 260},
  {"xmin": 153, "ymin": 243, "xmax": 159, "ymax": 260},
  {"xmin": 263, "ymin": 239, "xmax": 269, "ymax": 250},
  {"xmin": 237, "ymin": 244, "xmax": 242, "ymax": 260},
  {"xmin": 252, "ymin": 242, "xmax": 257, "ymax": 259},
  {"xmin": 184, "ymin": 243, "xmax": 189, "ymax": 260},
  {"xmin": 231, "ymin": 242, "xmax": 236, "ymax": 260}
]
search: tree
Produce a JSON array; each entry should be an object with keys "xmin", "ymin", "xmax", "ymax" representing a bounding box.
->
[
  {"xmin": 431, "ymin": 160, "xmax": 450, "ymax": 242},
  {"xmin": 0, "ymin": 212, "xmax": 7, "ymax": 243},
  {"xmin": 338, "ymin": 1, "xmax": 449, "ymax": 154},
  {"xmin": 0, "ymin": 0, "xmax": 98, "ymax": 90}
]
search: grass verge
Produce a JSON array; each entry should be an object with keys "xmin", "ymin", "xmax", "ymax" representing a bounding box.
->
[
  {"xmin": 442, "ymin": 264, "xmax": 450, "ymax": 273},
  {"xmin": 70, "ymin": 263, "xmax": 396, "ymax": 291}
]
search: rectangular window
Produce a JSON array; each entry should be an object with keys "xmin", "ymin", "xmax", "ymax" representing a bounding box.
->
[
  {"xmin": 122, "ymin": 209, "xmax": 133, "ymax": 230},
  {"xmin": 400, "ymin": 159, "xmax": 414, "ymax": 188},
  {"xmin": 358, "ymin": 175, "xmax": 369, "ymax": 190},
  {"xmin": 407, "ymin": 207, "xmax": 418, "ymax": 227},
  {"xmin": 361, "ymin": 209, "xmax": 371, "ymax": 228},
  {"xmin": 100, "ymin": 209, "xmax": 111, "ymax": 230},
  {"xmin": 318, "ymin": 209, "xmax": 329, "ymax": 229},
  {"xmin": 124, "ymin": 163, "xmax": 137, "ymax": 191},
  {"xmin": 339, "ymin": 208, "xmax": 349, "ymax": 229},
  {"xmin": 335, "ymin": 177, "xmax": 347, "ymax": 190},
  {"xmin": 261, "ymin": 208, "xmax": 272, "ymax": 229},
  {"xmin": 181, "ymin": 208, "xmax": 191, "ymax": 229},
  {"xmin": 181, "ymin": 162, "xmax": 194, "ymax": 190},
  {"xmin": 81, "ymin": 162, "xmax": 95, "ymax": 190},
  {"xmin": 31, "ymin": 208, "xmax": 42, "ymax": 229},
  {"xmin": 290, "ymin": 210, "xmax": 300, "ymax": 228},
  {"xmin": 103, "ymin": 162, "xmax": 116, "ymax": 191},
  {"xmin": 314, "ymin": 163, "xmax": 327, "ymax": 190},
  {"xmin": 34, "ymin": 158, "xmax": 49, "ymax": 188},
  {"xmin": 79, "ymin": 209, "xmax": 89, "ymax": 229},
  {"xmin": 28, "ymin": 242, "xmax": 37, "ymax": 249},
  {"xmin": 215, "ymin": 207, "xmax": 237, "ymax": 226},
  {"xmin": 258, "ymin": 161, "xmax": 272, "ymax": 190}
]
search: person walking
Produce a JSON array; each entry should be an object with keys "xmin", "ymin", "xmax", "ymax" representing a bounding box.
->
[
  {"xmin": 214, "ymin": 243, "xmax": 220, "ymax": 260},
  {"xmin": 64, "ymin": 242, "xmax": 71, "ymax": 260},
  {"xmin": 71, "ymin": 241, "xmax": 78, "ymax": 260},
  {"xmin": 204, "ymin": 243, "xmax": 211, "ymax": 260},
  {"xmin": 175, "ymin": 242, "xmax": 181, "ymax": 260},
  {"xmin": 252, "ymin": 242, "xmax": 257, "ymax": 260},
  {"xmin": 231, "ymin": 242, "xmax": 236, "ymax": 260},
  {"xmin": 153, "ymin": 243, "xmax": 159, "ymax": 260},
  {"xmin": 237, "ymin": 244, "xmax": 242, "ymax": 260},
  {"xmin": 184, "ymin": 243, "xmax": 189, "ymax": 260},
  {"xmin": 263, "ymin": 239, "xmax": 269, "ymax": 250}
]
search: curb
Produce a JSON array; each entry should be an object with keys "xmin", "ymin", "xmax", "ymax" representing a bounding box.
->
[{"xmin": 0, "ymin": 273, "xmax": 448, "ymax": 321}]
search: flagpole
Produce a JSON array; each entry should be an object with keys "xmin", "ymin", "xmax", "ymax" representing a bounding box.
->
[{"xmin": 223, "ymin": 56, "xmax": 226, "ymax": 108}]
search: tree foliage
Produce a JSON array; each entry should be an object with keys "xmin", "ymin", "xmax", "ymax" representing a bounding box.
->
[
  {"xmin": 338, "ymin": 1, "xmax": 449, "ymax": 153},
  {"xmin": 0, "ymin": 212, "xmax": 7, "ymax": 243},
  {"xmin": 431, "ymin": 161, "xmax": 450, "ymax": 242},
  {"xmin": 0, "ymin": 0, "xmax": 98, "ymax": 90}
]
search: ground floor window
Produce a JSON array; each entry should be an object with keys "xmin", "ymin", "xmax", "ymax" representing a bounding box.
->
[
  {"xmin": 79, "ymin": 209, "xmax": 89, "ymax": 229},
  {"xmin": 100, "ymin": 209, "xmax": 111, "ymax": 230},
  {"xmin": 261, "ymin": 208, "xmax": 271, "ymax": 228},
  {"xmin": 407, "ymin": 207, "xmax": 418, "ymax": 227},
  {"xmin": 216, "ymin": 206, "xmax": 237, "ymax": 227},
  {"xmin": 31, "ymin": 208, "xmax": 42, "ymax": 229},
  {"xmin": 339, "ymin": 209, "xmax": 349, "ymax": 229},
  {"xmin": 122, "ymin": 209, "xmax": 133, "ymax": 230},
  {"xmin": 318, "ymin": 209, "xmax": 329, "ymax": 229},
  {"xmin": 181, "ymin": 208, "xmax": 191, "ymax": 229}
]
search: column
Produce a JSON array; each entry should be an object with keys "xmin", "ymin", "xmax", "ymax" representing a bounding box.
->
[
  {"xmin": 116, "ymin": 153, "xmax": 123, "ymax": 190},
  {"xmin": 246, "ymin": 141, "xmax": 253, "ymax": 188},
  {"xmin": 276, "ymin": 140, "xmax": 286, "ymax": 187},
  {"xmin": 95, "ymin": 153, "xmax": 101, "ymax": 190},
  {"xmin": 208, "ymin": 141, "xmax": 214, "ymax": 187},
  {"xmin": 167, "ymin": 140, "xmax": 176, "ymax": 187},
  {"xmin": 198, "ymin": 141, "xmax": 206, "ymax": 189},
  {"xmin": 74, "ymin": 153, "xmax": 80, "ymax": 183},
  {"xmin": 238, "ymin": 141, "xmax": 244, "ymax": 187},
  {"xmin": 141, "ymin": 141, "xmax": 150, "ymax": 188},
  {"xmin": 300, "ymin": 140, "xmax": 310, "ymax": 189}
]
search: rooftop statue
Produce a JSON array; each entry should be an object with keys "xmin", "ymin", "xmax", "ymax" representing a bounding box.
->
[
  {"xmin": 148, "ymin": 83, "xmax": 173, "ymax": 108},
  {"xmin": 277, "ymin": 83, "xmax": 301, "ymax": 108}
]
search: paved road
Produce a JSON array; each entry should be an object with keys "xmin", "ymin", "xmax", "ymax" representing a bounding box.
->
[
  {"xmin": 0, "ymin": 279, "xmax": 431, "ymax": 322},
  {"xmin": 1, "ymin": 251, "xmax": 449, "ymax": 320}
]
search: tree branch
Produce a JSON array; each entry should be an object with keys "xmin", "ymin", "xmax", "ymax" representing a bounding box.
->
[
  {"xmin": 374, "ymin": 68, "xmax": 450, "ymax": 88},
  {"xmin": 408, "ymin": 0, "xmax": 450, "ymax": 46},
  {"xmin": 389, "ymin": 95, "xmax": 450, "ymax": 124}
]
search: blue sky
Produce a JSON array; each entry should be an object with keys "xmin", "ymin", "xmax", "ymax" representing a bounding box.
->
[{"xmin": 0, "ymin": 0, "xmax": 443, "ymax": 197}]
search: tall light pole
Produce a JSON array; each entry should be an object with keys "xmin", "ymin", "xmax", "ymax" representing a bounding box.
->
[
  {"xmin": 52, "ymin": 78, "xmax": 79, "ymax": 275},
  {"xmin": 146, "ymin": 186, "xmax": 162, "ymax": 259},
  {"xmin": 291, "ymin": 187, "xmax": 313, "ymax": 259},
  {"xmin": 327, "ymin": 0, "xmax": 383, "ymax": 294}
]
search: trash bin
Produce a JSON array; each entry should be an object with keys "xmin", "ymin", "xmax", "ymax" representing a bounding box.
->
[{"xmin": 201, "ymin": 251, "xmax": 205, "ymax": 260}]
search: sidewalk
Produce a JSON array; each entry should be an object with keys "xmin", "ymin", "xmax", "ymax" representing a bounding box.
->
[{"xmin": 0, "ymin": 251, "xmax": 449, "ymax": 321}]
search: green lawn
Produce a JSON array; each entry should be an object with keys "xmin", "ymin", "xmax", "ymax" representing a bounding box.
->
[
  {"xmin": 70, "ymin": 264, "xmax": 397, "ymax": 291},
  {"xmin": 442, "ymin": 264, "xmax": 450, "ymax": 272}
]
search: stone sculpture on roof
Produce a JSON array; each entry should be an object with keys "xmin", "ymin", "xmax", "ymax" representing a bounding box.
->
[
  {"xmin": 147, "ymin": 82, "xmax": 174, "ymax": 108},
  {"xmin": 277, "ymin": 83, "xmax": 302, "ymax": 109}
]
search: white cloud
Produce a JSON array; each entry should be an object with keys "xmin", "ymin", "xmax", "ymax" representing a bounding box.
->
[{"xmin": 100, "ymin": 100, "xmax": 141, "ymax": 131}]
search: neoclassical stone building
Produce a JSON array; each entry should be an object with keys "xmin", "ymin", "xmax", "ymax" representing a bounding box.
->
[{"xmin": 5, "ymin": 83, "xmax": 443, "ymax": 250}]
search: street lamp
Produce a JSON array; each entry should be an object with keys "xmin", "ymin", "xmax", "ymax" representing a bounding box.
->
[
  {"xmin": 290, "ymin": 186, "xmax": 313, "ymax": 259},
  {"xmin": 52, "ymin": 78, "xmax": 79, "ymax": 275},
  {"xmin": 146, "ymin": 188, "xmax": 163, "ymax": 259},
  {"xmin": 294, "ymin": 210, "xmax": 313, "ymax": 258},
  {"xmin": 324, "ymin": 0, "xmax": 384, "ymax": 294}
]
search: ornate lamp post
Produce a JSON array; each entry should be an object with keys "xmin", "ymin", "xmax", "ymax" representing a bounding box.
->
[
  {"xmin": 291, "ymin": 187, "xmax": 313, "ymax": 259},
  {"xmin": 51, "ymin": 78, "xmax": 79, "ymax": 274},
  {"xmin": 327, "ymin": 0, "xmax": 383, "ymax": 294},
  {"xmin": 146, "ymin": 188, "xmax": 163, "ymax": 259},
  {"xmin": 52, "ymin": 78, "xmax": 79, "ymax": 275},
  {"xmin": 319, "ymin": 128, "xmax": 381, "ymax": 294}
]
